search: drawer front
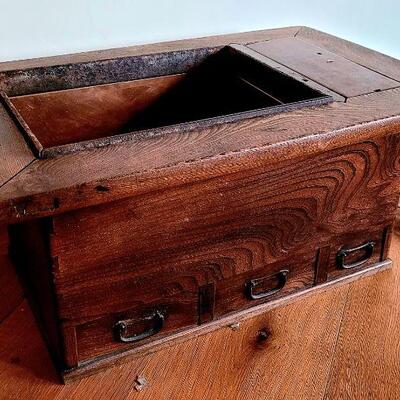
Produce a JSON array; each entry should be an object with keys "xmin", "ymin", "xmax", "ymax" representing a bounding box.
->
[
  {"xmin": 51, "ymin": 140, "xmax": 398, "ymax": 321},
  {"xmin": 214, "ymin": 252, "xmax": 316, "ymax": 318},
  {"xmin": 74, "ymin": 292, "xmax": 198, "ymax": 363},
  {"xmin": 70, "ymin": 249, "xmax": 316, "ymax": 363},
  {"xmin": 65, "ymin": 245, "xmax": 317, "ymax": 363},
  {"xmin": 49, "ymin": 137, "xmax": 399, "ymax": 366},
  {"xmin": 327, "ymin": 229, "xmax": 387, "ymax": 281},
  {"xmin": 61, "ymin": 228, "xmax": 389, "ymax": 365}
]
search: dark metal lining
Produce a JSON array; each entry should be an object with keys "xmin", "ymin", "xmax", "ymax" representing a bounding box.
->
[
  {"xmin": 0, "ymin": 47, "xmax": 219, "ymax": 97},
  {"xmin": 1, "ymin": 44, "xmax": 336, "ymax": 159}
]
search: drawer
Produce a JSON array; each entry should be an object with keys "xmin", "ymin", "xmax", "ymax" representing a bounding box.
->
[
  {"xmin": 59, "ymin": 256, "xmax": 202, "ymax": 363},
  {"xmin": 326, "ymin": 229, "xmax": 387, "ymax": 281},
  {"xmin": 54, "ymin": 226, "xmax": 388, "ymax": 365},
  {"xmin": 73, "ymin": 250, "xmax": 316, "ymax": 363},
  {"xmin": 74, "ymin": 292, "xmax": 198, "ymax": 363},
  {"xmin": 214, "ymin": 252, "xmax": 316, "ymax": 318}
]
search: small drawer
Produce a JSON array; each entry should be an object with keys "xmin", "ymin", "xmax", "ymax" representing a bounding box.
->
[
  {"xmin": 74, "ymin": 292, "xmax": 198, "ymax": 363},
  {"xmin": 327, "ymin": 230, "xmax": 386, "ymax": 281},
  {"xmin": 214, "ymin": 253, "xmax": 316, "ymax": 318}
]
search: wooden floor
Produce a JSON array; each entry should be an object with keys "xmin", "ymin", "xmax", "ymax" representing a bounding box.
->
[{"xmin": 1, "ymin": 228, "xmax": 399, "ymax": 399}]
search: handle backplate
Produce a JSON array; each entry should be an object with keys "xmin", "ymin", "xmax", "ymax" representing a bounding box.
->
[
  {"xmin": 114, "ymin": 310, "xmax": 165, "ymax": 343},
  {"xmin": 336, "ymin": 241, "xmax": 375, "ymax": 270},
  {"xmin": 245, "ymin": 269, "xmax": 289, "ymax": 300}
]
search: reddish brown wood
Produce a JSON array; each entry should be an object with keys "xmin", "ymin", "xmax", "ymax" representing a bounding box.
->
[
  {"xmin": 380, "ymin": 224, "xmax": 394, "ymax": 261},
  {"xmin": 0, "ymin": 27, "xmax": 400, "ymax": 381},
  {"xmin": 315, "ymin": 245, "xmax": 330, "ymax": 284},
  {"xmin": 0, "ymin": 102, "xmax": 34, "ymax": 187},
  {"xmin": 9, "ymin": 220, "xmax": 63, "ymax": 366},
  {"xmin": 0, "ymin": 226, "xmax": 23, "ymax": 322},
  {"xmin": 0, "ymin": 240, "xmax": 397, "ymax": 397},
  {"xmin": 198, "ymin": 282, "xmax": 215, "ymax": 324},
  {"xmin": 327, "ymin": 229, "xmax": 385, "ymax": 280},
  {"xmin": 5, "ymin": 45, "xmax": 333, "ymax": 158},
  {"xmin": 62, "ymin": 326, "xmax": 79, "ymax": 369},
  {"xmin": 0, "ymin": 284, "xmax": 349, "ymax": 399},
  {"xmin": 214, "ymin": 252, "xmax": 315, "ymax": 318},
  {"xmin": 324, "ymin": 231, "xmax": 400, "ymax": 399},
  {"xmin": 11, "ymin": 129, "xmax": 397, "ymax": 371},
  {"xmin": 75, "ymin": 296, "xmax": 198, "ymax": 363},
  {"xmin": 1, "ymin": 89, "xmax": 400, "ymax": 225},
  {"xmin": 10, "ymin": 75, "xmax": 184, "ymax": 148},
  {"xmin": 249, "ymin": 38, "xmax": 399, "ymax": 98}
]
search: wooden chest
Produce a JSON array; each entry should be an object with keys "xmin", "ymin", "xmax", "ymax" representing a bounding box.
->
[{"xmin": 1, "ymin": 27, "xmax": 400, "ymax": 382}]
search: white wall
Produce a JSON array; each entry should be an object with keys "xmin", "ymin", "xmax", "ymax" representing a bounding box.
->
[{"xmin": 1, "ymin": 0, "xmax": 399, "ymax": 62}]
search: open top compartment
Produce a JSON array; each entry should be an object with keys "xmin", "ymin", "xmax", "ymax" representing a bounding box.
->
[{"xmin": 1, "ymin": 45, "xmax": 333, "ymax": 158}]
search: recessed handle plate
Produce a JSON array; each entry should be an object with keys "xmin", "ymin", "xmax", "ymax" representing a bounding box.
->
[
  {"xmin": 245, "ymin": 269, "xmax": 289, "ymax": 300},
  {"xmin": 114, "ymin": 310, "xmax": 165, "ymax": 343},
  {"xmin": 336, "ymin": 241, "xmax": 375, "ymax": 270}
]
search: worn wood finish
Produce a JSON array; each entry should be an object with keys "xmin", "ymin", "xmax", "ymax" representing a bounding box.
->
[
  {"xmin": 1, "ymin": 236, "xmax": 400, "ymax": 398},
  {"xmin": 75, "ymin": 296, "xmax": 198, "ymax": 363},
  {"xmin": 297, "ymin": 26, "xmax": 400, "ymax": 82},
  {"xmin": 214, "ymin": 253, "xmax": 315, "ymax": 317},
  {"xmin": 49, "ymin": 134, "xmax": 400, "ymax": 312},
  {"xmin": 326, "ymin": 229, "xmax": 387, "ymax": 281},
  {"xmin": 0, "ymin": 226, "xmax": 23, "ymax": 322},
  {"xmin": 11, "ymin": 130, "xmax": 390, "ymax": 370},
  {"xmin": 10, "ymin": 75, "xmax": 184, "ymax": 148},
  {"xmin": 60, "ymin": 260, "xmax": 391, "ymax": 381},
  {"xmin": 1, "ymin": 27, "xmax": 400, "ymax": 384},
  {"xmin": 249, "ymin": 38, "xmax": 399, "ymax": 98},
  {"xmin": 1, "ymin": 89, "xmax": 400, "ymax": 224},
  {"xmin": 6, "ymin": 45, "xmax": 332, "ymax": 158},
  {"xmin": 85, "ymin": 285, "xmax": 349, "ymax": 400},
  {"xmin": 0, "ymin": 102, "xmax": 34, "ymax": 187},
  {"xmin": 115, "ymin": 45, "xmax": 330, "ymax": 136},
  {"xmin": 9, "ymin": 220, "xmax": 63, "ymax": 366},
  {"xmin": 0, "ymin": 27, "xmax": 399, "ymax": 216},
  {"xmin": 0, "ymin": 288, "xmax": 350, "ymax": 400}
]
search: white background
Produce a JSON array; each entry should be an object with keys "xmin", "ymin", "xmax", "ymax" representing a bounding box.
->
[{"xmin": 1, "ymin": 0, "xmax": 398, "ymax": 62}]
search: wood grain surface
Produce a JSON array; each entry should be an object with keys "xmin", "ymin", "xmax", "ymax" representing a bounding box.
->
[
  {"xmin": 0, "ymin": 26, "xmax": 300, "ymax": 195},
  {"xmin": 1, "ymin": 88, "xmax": 400, "ymax": 225},
  {"xmin": 297, "ymin": 27, "xmax": 400, "ymax": 83},
  {"xmin": 0, "ymin": 103, "xmax": 34, "ymax": 188},
  {"xmin": 0, "ymin": 287, "xmax": 349, "ymax": 400},
  {"xmin": 0, "ymin": 26, "xmax": 400, "ymax": 398},
  {"xmin": 0, "ymin": 26, "xmax": 399, "ymax": 223},
  {"xmin": 26, "ymin": 129, "xmax": 394, "ymax": 370},
  {"xmin": 53, "ymin": 136, "xmax": 395, "ymax": 305},
  {"xmin": 324, "ymin": 243, "xmax": 400, "ymax": 399},
  {"xmin": 10, "ymin": 75, "xmax": 184, "ymax": 148},
  {"xmin": 2, "ymin": 231, "xmax": 400, "ymax": 399},
  {"xmin": 0, "ymin": 227, "xmax": 23, "ymax": 323},
  {"xmin": 249, "ymin": 37, "xmax": 399, "ymax": 98}
]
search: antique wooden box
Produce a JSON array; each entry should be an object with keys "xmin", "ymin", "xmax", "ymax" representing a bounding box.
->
[{"xmin": 0, "ymin": 26, "xmax": 400, "ymax": 382}]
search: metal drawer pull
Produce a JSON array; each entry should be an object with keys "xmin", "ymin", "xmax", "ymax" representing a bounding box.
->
[
  {"xmin": 114, "ymin": 310, "xmax": 165, "ymax": 343},
  {"xmin": 336, "ymin": 241, "xmax": 375, "ymax": 270},
  {"xmin": 245, "ymin": 269, "xmax": 289, "ymax": 300}
]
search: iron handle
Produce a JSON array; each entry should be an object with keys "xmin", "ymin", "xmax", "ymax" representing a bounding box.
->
[
  {"xmin": 114, "ymin": 310, "xmax": 165, "ymax": 343},
  {"xmin": 245, "ymin": 269, "xmax": 289, "ymax": 300},
  {"xmin": 336, "ymin": 241, "xmax": 375, "ymax": 270}
]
